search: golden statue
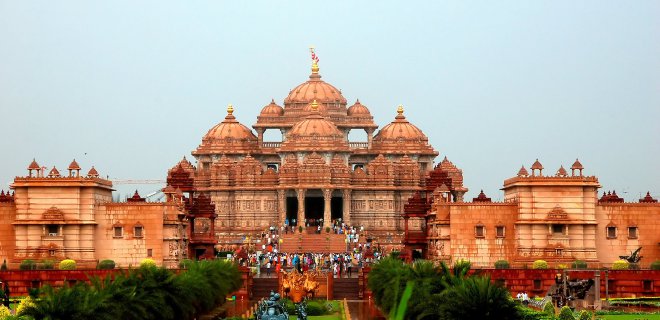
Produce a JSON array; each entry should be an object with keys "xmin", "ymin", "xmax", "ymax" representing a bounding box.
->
[{"xmin": 281, "ymin": 269, "xmax": 321, "ymax": 303}]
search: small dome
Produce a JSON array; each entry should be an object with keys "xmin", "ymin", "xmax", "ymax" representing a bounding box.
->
[
  {"xmin": 571, "ymin": 159, "xmax": 584, "ymax": 170},
  {"xmin": 289, "ymin": 100, "xmax": 343, "ymax": 137},
  {"xmin": 517, "ymin": 165, "xmax": 529, "ymax": 177},
  {"xmin": 259, "ymin": 99, "xmax": 284, "ymax": 116},
  {"xmin": 531, "ymin": 159, "xmax": 543, "ymax": 170},
  {"xmin": 68, "ymin": 159, "xmax": 81, "ymax": 171},
  {"xmin": 204, "ymin": 105, "xmax": 258, "ymax": 141},
  {"xmin": 48, "ymin": 166, "xmax": 61, "ymax": 178},
  {"xmin": 556, "ymin": 165, "xmax": 568, "ymax": 177},
  {"xmin": 347, "ymin": 99, "xmax": 371, "ymax": 116},
  {"xmin": 87, "ymin": 166, "xmax": 99, "ymax": 177},
  {"xmin": 28, "ymin": 159, "xmax": 40, "ymax": 170},
  {"xmin": 374, "ymin": 105, "xmax": 427, "ymax": 141}
]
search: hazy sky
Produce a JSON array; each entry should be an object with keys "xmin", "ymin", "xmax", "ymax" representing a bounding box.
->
[{"xmin": 1, "ymin": 1, "xmax": 658, "ymax": 201}]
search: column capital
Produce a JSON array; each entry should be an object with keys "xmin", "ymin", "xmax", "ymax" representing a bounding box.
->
[{"xmin": 323, "ymin": 188, "xmax": 333, "ymax": 199}]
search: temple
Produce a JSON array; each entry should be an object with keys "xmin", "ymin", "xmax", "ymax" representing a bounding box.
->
[{"xmin": 0, "ymin": 52, "xmax": 658, "ymax": 268}]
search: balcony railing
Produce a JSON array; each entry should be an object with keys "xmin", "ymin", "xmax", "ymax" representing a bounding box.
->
[
  {"xmin": 349, "ymin": 142, "xmax": 369, "ymax": 149},
  {"xmin": 262, "ymin": 142, "xmax": 281, "ymax": 148}
]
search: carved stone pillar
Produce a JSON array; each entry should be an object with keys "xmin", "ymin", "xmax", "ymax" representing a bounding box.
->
[
  {"xmin": 366, "ymin": 129, "xmax": 374, "ymax": 149},
  {"xmin": 257, "ymin": 129, "xmax": 264, "ymax": 145},
  {"xmin": 296, "ymin": 188, "xmax": 305, "ymax": 227},
  {"xmin": 323, "ymin": 189, "xmax": 332, "ymax": 228},
  {"xmin": 277, "ymin": 189, "xmax": 286, "ymax": 226},
  {"xmin": 342, "ymin": 189, "xmax": 351, "ymax": 226}
]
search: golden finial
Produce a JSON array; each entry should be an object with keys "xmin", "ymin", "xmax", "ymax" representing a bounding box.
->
[
  {"xmin": 310, "ymin": 46, "xmax": 320, "ymax": 74},
  {"xmin": 311, "ymin": 99, "xmax": 319, "ymax": 112},
  {"xmin": 397, "ymin": 104, "xmax": 404, "ymax": 115},
  {"xmin": 227, "ymin": 104, "xmax": 234, "ymax": 115}
]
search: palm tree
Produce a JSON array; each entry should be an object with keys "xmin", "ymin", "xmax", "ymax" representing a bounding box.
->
[
  {"xmin": 435, "ymin": 275, "xmax": 522, "ymax": 320},
  {"xmin": 367, "ymin": 257, "xmax": 412, "ymax": 316}
]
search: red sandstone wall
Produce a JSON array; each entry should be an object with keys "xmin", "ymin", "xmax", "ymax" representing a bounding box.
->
[
  {"xmin": 448, "ymin": 204, "xmax": 518, "ymax": 267},
  {"xmin": 97, "ymin": 203, "xmax": 166, "ymax": 268},
  {"xmin": 0, "ymin": 203, "xmax": 16, "ymax": 267},
  {"xmin": 596, "ymin": 203, "xmax": 660, "ymax": 267}
]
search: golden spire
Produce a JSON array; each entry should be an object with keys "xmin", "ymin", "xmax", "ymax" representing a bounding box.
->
[
  {"xmin": 310, "ymin": 46, "xmax": 319, "ymax": 74},
  {"xmin": 227, "ymin": 104, "xmax": 234, "ymax": 115},
  {"xmin": 311, "ymin": 99, "xmax": 319, "ymax": 112},
  {"xmin": 397, "ymin": 104, "xmax": 404, "ymax": 115}
]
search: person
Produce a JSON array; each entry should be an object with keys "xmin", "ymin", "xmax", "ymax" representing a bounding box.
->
[
  {"xmin": 275, "ymin": 261, "xmax": 281, "ymax": 274},
  {"xmin": 266, "ymin": 261, "xmax": 271, "ymax": 276}
]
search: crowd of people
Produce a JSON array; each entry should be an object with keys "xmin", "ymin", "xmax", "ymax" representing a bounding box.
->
[{"xmin": 232, "ymin": 223, "xmax": 385, "ymax": 278}]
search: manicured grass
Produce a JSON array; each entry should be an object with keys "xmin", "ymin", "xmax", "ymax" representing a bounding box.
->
[
  {"xmin": 595, "ymin": 315, "xmax": 660, "ymax": 320},
  {"xmin": 289, "ymin": 316, "xmax": 341, "ymax": 320}
]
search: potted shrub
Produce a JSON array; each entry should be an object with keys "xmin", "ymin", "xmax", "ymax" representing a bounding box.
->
[
  {"xmin": 612, "ymin": 259, "xmax": 629, "ymax": 270},
  {"xmin": 494, "ymin": 260, "xmax": 510, "ymax": 269},
  {"xmin": 533, "ymin": 260, "xmax": 548, "ymax": 269},
  {"xmin": 97, "ymin": 259, "xmax": 116, "ymax": 270},
  {"xmin": 571, "ymin": 260, "xmax": 588, "ymax": 269},
  {"xmin": 19, "ymin": 259, "xmax": 36, "ymax": 270},
  {"xmin": 298, "ymin": 226, "xmax": 303, "ymax": 233},
  {"xmin": 140, "ymin": 258, "xmax": 157, "ymax": 268},
  {"xmin": 650, "ymin": 260, "xmax": 660, "ymax": 270},
  {"xmin": 59, "ymin": 259, "xmax": 76, "ymax": 270},
  {"xmin": 41, "ymin": 259, "xmax": 55, "ymax": 270}
]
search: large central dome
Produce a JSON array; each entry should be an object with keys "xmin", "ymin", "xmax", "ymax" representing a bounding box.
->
[{"xmin": 284, "ymin": 64, "xmax": 347, "ymax": 105}]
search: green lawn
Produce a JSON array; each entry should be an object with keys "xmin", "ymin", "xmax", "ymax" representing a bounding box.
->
[{"xmin": 595, "ymin": 315, "xmax": 660, "ymax": 320}]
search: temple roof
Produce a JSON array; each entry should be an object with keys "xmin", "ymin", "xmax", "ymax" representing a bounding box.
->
[
  {"xmin": 288, "ymin": 101, "xmax": 343, "ymax": 137},
  {"xmin": 531, "ymin": 159, "xmax": 543, "ymax": 170},
  {"xmin": 347, "ymin": 99, "xmax": 371, "ymax": 116},
  {"xmin": 517, "ymin": 165, "xmax": 529, "ymax": 177},
  {"xmin": 48, "ymin": 167, "xmax": 61, "ymax": 177},
  {"xmin": 571, "ymin": 158, "xmax": 584, "ymax": 170},
  {"xmin": 374, "ymin": 105, "xmax": 427, "ymax": 141},
  {"xmin": 28, "ymin": 159, "xmax": 40, "ymax": 170},
  {"xmin": 639, "ymin": 192, "xmax": 658, "ymax": 203},
  {"xmin": 87, "ymin": 166, "xmax": 99, "ymax": 177},
  {"xmin": 284, "ymin": 62, "xmax": 346, "ymax": 105},
  {"xmin": 203, "ymin": 105, "xmax": 257, "ymax": 141},
  {"xmin": 259, "ymin": 99, "xmax": 284, "ymax": 116},
  {"xmin": 556, "ymin": 165, "xmax": 568, "ymax": 177},
  {"xmin": 68, "ymin": 159, "xmax": 81, "ymax": 171}
]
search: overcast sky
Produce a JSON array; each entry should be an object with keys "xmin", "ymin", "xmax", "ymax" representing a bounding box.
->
[{"xmin": 0, "ymin": 1, "xmax": 658, "ymax": 201}]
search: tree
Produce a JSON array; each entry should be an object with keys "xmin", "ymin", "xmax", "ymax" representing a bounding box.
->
[{"xmin": 435, "ymin": 275, "xmax": 522, "ymax": 319}]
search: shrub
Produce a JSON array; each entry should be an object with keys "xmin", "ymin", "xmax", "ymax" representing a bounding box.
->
[
  {"xmin": 140, "ymin": 258, "xmax": 157, "ymax": 268},
  {"xmin": 98, "ymin": 259, "xmax": 115, "ymax": 270},
  {"xmin": 325, "ymin": 226, "xmax": 330, "ymax": 233},
  {"xmin": 305, "ymin": 300, "xmax": 325, "ymax": 316},
  {"xmin": 558, "ymin": 305, "xmax": 575, "ymax": 320},
  {"xmin": 179, "ymin": 258, "xmax": 194, "ymax": 269},
  {"xmin": 578, "ymin": 310, "xmax": 593, "ymax": 320},
  {"xmin": 59, "ymin": 259, "xmax": 76, "ymax": 270},
  {"xmin": 0, "ymin": 305, "xmax": 10, "ymax": 317},
  {"xmin": 41, "ymin": 259, "xmax": 55, "ymax": 270},
  {"xmin": 20, "ymin": 259, "xmax": 36, "ymax": 270},
  {"xmin": 16, "ymin": 296, "xmax": 36, "ymax": 315},
  {"xmin": 612, "ymin": 259, "xmax": 629, "ymax": 270},
  {"xmin": 494, "ymin": 260, "xmax": 510, "ymax": 269},
  {"xmin": 533, "ymin": 260, "xmax": 548, "ymax": 270},
  {"xmin": 543, "ymin": 301, "xmax": 555, "ymax": 316},
  {"xmin": 298, "ymin": 226, "xmax": 303, "ymax": 233},
  {"xmin": 556, "ymin": 263, "xmax": 568, "ymax": 270},
  {"xmin": 572, "ymin": 260, "xmax": 588, "ymax": 269},
  {"xmin": 650, "ymin": 260, "xmax": 660, "ymax": 270},
  {"xmin": 1, "ymin": 259, "xmax": 7, "ymax": 271}
]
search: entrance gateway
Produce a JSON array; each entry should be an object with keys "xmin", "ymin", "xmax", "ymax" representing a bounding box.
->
[{"xmin": 285, "ymin": 189, "xmax": 343, "ymax": 226}]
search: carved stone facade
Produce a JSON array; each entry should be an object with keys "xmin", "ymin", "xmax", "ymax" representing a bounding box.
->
[
  {"xmin": 168, "ymin": 56, "xmax": 451, "ymax": 250},
  {"xmin": 0, "ymin": 161, "xmax": 189, "ymax": 269},
  {"xmin": 417, "ymin": 159, "xmax": 660, "ymax": 268}
]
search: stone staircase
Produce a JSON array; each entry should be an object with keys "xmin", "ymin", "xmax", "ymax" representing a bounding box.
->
[
  {"xmin": 252, "ymin": 277, "xmax": 279, "ymax": 299},
  {"xmin": 279, "ymin": 233, "xmax": 348, "ymax": 253},
  {"xmin": 333, "ymin": 277, "xmax": 360, "ymax": 300}
]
